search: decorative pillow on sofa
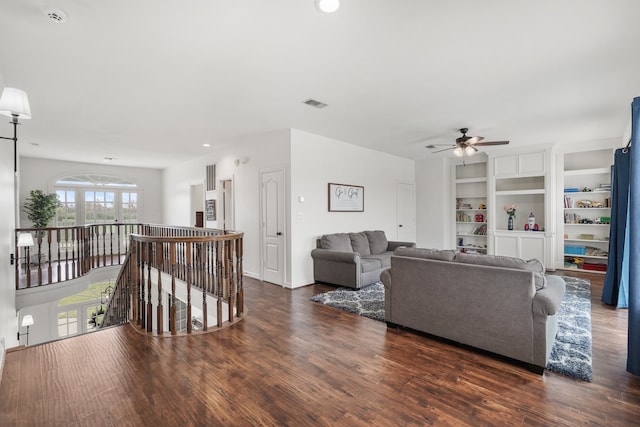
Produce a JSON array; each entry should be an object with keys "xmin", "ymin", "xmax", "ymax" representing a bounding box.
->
[
  {"xmin": 320, "ymin": 233, "xmax": 353, "ymax": 252},
  {"xmin": 349, "ymin": 232, "xmax": 371, "ymax": 256},
  {"xmin": 394, "ymin": 247, "xmax": 456, "ymax": 261},
  {"xmin": 365, "ymin": 230, "xmax": 388, "ymax": 254},
  {"xmin": 455, "ymin": 253, "xmax": 546, "ymax": 290}
]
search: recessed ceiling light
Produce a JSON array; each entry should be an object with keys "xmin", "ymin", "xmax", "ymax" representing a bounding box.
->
[
  {"xmin": 303, "ymin": 98, "xmax": 328, "ymax": 109},
  {"xmin": 202, "ymin": 143, "xmax": 211, "ymax": 147},
  {"xmin": 45, "ymin": 8, "xmax": 68, "ymax": 23},
  {"xmin": 315, "ymin": 0, "xmax": 340, "ymax": 13}
]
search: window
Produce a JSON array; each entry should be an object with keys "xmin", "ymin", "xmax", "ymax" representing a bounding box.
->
[
  {"xmin": 58, "ymin": 310, "xmax": 78, "ymax": 337},
  {"xmin": 56, "ymin": 190, "xmax": 76, "ymax": 227},
  {"xmin": 54, "ymin": 174, "xmax": 139, "ymax": 226},
  {"xmin": 121, "ymin": 191, "xmax": 138, "ymax": 223},
  {"xmin": 57, "ymin": 282, "xmax": 111, "ymax": 337},
  {"xmin": 85, "ymin": 190, "xmax": 116, "ymax": 224}
]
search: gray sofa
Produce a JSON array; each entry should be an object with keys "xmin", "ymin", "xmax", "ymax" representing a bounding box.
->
[
  {"xmin": 311, "ymin": 230, "xmax": 415, "ymax": 289},
  {"xmin": 381, "ymin": 248, "xmax": 566, "ymax": 373}
]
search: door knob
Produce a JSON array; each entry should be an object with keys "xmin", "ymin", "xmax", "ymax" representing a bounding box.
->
[{"xmin": 277, "ymin": 232, "xmax": 282, "ymax": 236}]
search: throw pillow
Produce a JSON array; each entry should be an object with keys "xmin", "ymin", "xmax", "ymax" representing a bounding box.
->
[
  {"xmin": 365, "ymin": 230, "xmax": 388, "ymax": 254},
  {"xmin": 349, "ymin": 232, "xmax": 371, "ymax": 256},
  {"xmin": 320, "ymin": 233, "xmax": 353, "ymax": 252}
]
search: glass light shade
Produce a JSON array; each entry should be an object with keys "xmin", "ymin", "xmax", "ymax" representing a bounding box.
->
[
  {"xmin": 21, "ymin": 314, "xmax": 34, "ymax": 327},
  {"xmin": 17, "ymin": 233, "xmax": 35, "ymax": 247},
  {"xmin": 453, "ymin": 147, "xmax": 464, "ymax": 157},
  {"xmin": 465, "ymin": 145, "xmax": 476, "ymax": 156},
  {"xmin": 0, "ymin": 87, "xmax": 32, "ymax": 119},
  {"xmin": 315, "ymin": 0, "xmax": 340, "ymax": 13}
]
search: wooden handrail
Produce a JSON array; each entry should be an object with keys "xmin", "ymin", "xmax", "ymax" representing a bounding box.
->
[{"xmin": 16, "ymin": 224, "xmax": 244, "ymax": 335}]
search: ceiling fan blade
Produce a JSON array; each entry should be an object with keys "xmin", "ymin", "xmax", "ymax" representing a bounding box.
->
[
  {"xmin": 425, "ymin": 144, "xmax": 455, "ymax": 148},
  {"xmin": 432, "ymin": 146, "xmax": 456, "ymax": 153},
  {"xmin": 474, "ymin": 140, "xmax": 510, "ymax": 146},
  {"xmin": 466, "ymin": 136, "xmax": 484, "ymax": 145}
]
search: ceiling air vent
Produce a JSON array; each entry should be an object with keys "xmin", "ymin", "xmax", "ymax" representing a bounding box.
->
[
  {"xmin": 303, "ymin": 99, "xmax": 328, "ymax": 109},
  {"xmin": 45, "ymin": 8, "xmax": 68, "ymax": 23}
]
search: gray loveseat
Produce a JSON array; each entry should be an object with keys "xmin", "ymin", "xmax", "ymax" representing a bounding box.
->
[
  {"xmin": 381, "ymin": 247, "xmax": 566, "ymax": 373},
  {"xmin": 311, "ymin": 230, "xmax": 415, "ymax": 289}
]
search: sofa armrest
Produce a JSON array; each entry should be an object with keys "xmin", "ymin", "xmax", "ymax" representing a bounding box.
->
[
  {"xmin": 380, "ymin": 268, "xmax": 392, "ymax": 289},
  {"xmin": 387, "ymin": 241, "xmax": 416, "ymax": 251},
  {"xmin": 532, "ymin": 275, "xmax": 566, "ymax": 316},
  {"xmin": 311, "ymin": 249, "xmax": 359, "ymax": 263}
]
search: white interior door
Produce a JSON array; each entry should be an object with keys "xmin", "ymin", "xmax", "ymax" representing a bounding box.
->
[
  {"xmin": 220, "ymin": 179, "xmax": 234, "ymax": 230},
  {"xmin": 397, "ymin": 182, "xmax": 416, "ymax": 241},
  {"xmin": 261, "ymin": 169, "xmax": 285, "ymax": 286}
]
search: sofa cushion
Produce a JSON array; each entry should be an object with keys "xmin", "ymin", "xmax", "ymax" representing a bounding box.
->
[
  {"xmin": 361, "ymin": 257, "xmax": 382, "ymax": 273},
  {"xmin": 349, "ymin": 232, "xmax": 371, "ymax": 256},
  {"xmin": 365, "ymin": 230, "xmax": 388, "ymax": 254},
  {"xmin": 364, "ymin": 253, "xmax": 392, "ymax": 269},
  {"xmin": 320, "ymin": 233, "xmax": 353, "ymax": 252},
  {"xmin": 455, "ymin": 253, "xmax": 546, "ymax": 290},
  {"xmin": 394, "ymin": 247, "xmax": 456, "ymax": 261}
]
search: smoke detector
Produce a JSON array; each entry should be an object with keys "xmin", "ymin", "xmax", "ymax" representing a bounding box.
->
[{"xmin": 46, "ymin": 8, "xmax": 68, "ymax": 23}]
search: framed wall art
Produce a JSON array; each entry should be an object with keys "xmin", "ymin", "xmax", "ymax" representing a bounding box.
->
[
  {"xmin": 205, "ymin": 199, "xmax": 216, "ymax": 221},
  {"xmin": 328, "ymin": 183, "xmax": 364, "ymax": 212}
]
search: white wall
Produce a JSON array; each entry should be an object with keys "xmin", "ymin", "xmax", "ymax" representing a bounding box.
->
[
  {"xmin": 0, "ymin": 138, "xmax": 17, "ymax": 354},
  {"xmin": 415, "ymin": 156, "xmax": 452, "ymax": 250},
  {"xmin": 162, "ymin": 130, "xmax": 291, "ymax": 279},
  {"xmin": 19, "ymin": 157, "xmax": 163, "ymax": 226},
  {"xmin": 289, "ymin": 129, "xmax": 415, "ymax": 287}
]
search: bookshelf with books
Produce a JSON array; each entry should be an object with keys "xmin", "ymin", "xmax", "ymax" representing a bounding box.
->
[
  {"xmin": 454, "ymin": 159, "xmax": 488, "ymax": 254},
  {"xmin": 561, "ymin": 148, "xmax": 614, "ymax": 273}
]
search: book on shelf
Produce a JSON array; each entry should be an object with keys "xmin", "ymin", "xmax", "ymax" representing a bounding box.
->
[
  {"xmin": 564, "ymin": 188, "xmax": 579, "ymax": 193},
  {"xmin": 456, "ymin": 212, "xmax": 472, "ymax": 222},
  {"xmin": 564, "ymin": 195, "xmax": 573, "ymax": 208},
  {"xmin": 472, "ymin": 224, "xmax": 487, "ymax": 235}
]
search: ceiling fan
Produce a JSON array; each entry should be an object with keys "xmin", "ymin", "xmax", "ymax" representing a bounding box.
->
[{"xmin": 426, "ymin": 128, "xmax": 509, "ymax": 156}]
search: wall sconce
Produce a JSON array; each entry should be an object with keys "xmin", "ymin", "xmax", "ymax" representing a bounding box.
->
[
  {"xmin": 18, "ymin": 314, "xmax": 34, "ymax": 345},
  {"xmin": 17, "ymin": 232, "xmax": 35, "ymax": 272},
  {"xmin": 0, "ymin": 87, "xmax": 32, "ymax": 173}
]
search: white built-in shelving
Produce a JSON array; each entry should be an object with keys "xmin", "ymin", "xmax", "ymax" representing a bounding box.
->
[
  {"xmin": 559, "ymin": 149, "xmax": 613, "ymax": 274},
  {"xmin": 453, "ymin": 160, "xmax": 488, "ymax": 254},
  {"xmin": 488, "ymin": 148, "xmax": 555, "ymax": 268}
]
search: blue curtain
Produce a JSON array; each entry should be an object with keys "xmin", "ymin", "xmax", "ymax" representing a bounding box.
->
[
  {"xmin": 629, "ymin": 97, "xmax": 640, "ymax": 375},
  {"xmin": 601, "ymin": 97, "xmax": 639, "ymax": 375},
  {"xmin": 602, "ymin": 148, "xmax": 630, "ymax": 307}
]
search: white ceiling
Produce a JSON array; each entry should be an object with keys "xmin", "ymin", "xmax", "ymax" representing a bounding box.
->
[{"xmin": 1, "ymin": 0, "xmax": 639, "ymax": 169}]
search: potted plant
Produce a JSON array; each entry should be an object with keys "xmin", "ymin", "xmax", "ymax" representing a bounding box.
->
[
  {"xmin": 22, "ymin": 189, "xmax": 61, "ymax": 240},
  {"xmin": 22, "ymin": 190, "xmax": 61, "ymax": 265}
]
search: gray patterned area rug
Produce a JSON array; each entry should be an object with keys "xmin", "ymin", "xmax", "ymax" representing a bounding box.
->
[{"xmin": 310, "ymin": 276, "xmax": 593, "ymax": 381}]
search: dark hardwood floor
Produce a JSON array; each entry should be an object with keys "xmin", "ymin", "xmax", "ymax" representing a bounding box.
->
[{"xmin": 1, "ymin": 271, "xmax": 639, "ymax": 426}]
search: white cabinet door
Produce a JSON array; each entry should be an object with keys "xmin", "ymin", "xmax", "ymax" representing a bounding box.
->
[
  {"xmin": 494, "ymin": 151, "xmax": 546, "ymax": 177},
  {"xmin": 518, "ymin": 151, "xmax": 545, "ymax": 175},
  {"xmin": 494, "ymin": 231, "xmax": 546, "ymax": 265},
  {"xmin": 494, "ymin": 155, "xmax": 518, "ymax": 176}
]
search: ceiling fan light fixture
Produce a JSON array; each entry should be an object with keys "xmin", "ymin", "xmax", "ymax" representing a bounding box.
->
[
  {"xmin": 453, "ymin": 147, "xmax": 464, "ymax": 157},
  {"xmin": 315, "ymin": 0, "xmax": 340, "ymax": 13},
  {"xmin": 465, "ymin": 145, "xmax": 476, "ymax": 156}
]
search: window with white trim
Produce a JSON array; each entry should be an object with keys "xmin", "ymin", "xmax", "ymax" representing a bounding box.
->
[{"xmin": 54, "ymin": 174, "xmax": 139, "ymax": 225}]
